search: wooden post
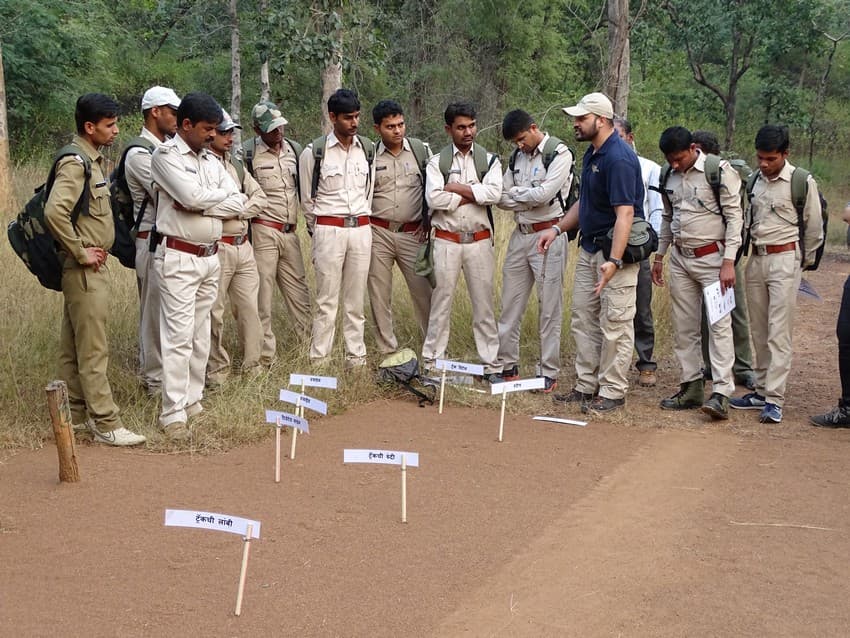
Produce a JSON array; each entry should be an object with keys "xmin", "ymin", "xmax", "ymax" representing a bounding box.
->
[
  {"xmin": 234, "ymin": 523, "xmax": 253, "ymax": 616},
  {"xmin": 45, "ymin": 380, "xmax": 80, "ymax": 483}
]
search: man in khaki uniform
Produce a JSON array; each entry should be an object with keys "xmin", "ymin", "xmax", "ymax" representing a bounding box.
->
[
  {"xmin": 125, "ymin": 86, "xmax": 181, "ymax": 396},
  {"xmin": 651, "ymin": 126, "xmax": 743, "ymax": 420},
  {"xmin": 206, "ymin": 111, "xmax": 267, "ymax": 387},
  {"xmin": 422, "ymin": 101, "xmax": 503, "ymax": 381},
  {"xmin": 151, "ymin": 93, "xmax": 244, "ymax": 441},
  {"xmin": 368, "ymin": 99, "xmax": 432, "ymax": 354},
  {"xmin": 247, "ymin": 101, "xmax": 311, "ymax": 363},
  {"xmin": 45, "ymin": 93, "xmax": 146, "ymax": 446},
  {"xmin": 299, "ymin": 89, "xmax": 375, "ymax": 368},
  {"xmin": 497, "ymin": 109, "xmax": 572, "ymax": 393},
  {"xmin": 731, "ymin": 125, "xmax": 823, "ymax": 423}
]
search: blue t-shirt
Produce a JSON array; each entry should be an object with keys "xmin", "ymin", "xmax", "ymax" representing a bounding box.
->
[{"xmin": 578, "ymin": 132, "xmax": 645, "ymax": 253}]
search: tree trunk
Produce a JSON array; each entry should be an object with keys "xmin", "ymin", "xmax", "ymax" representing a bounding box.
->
[
  {"xmin": 605, "ymin": 0, "xmax": 630, "ymax": 116},
  {"xmin": 258, "ymin": 0, "xmax": 270, "ymax": 102},
  {"xmin": 320, "ymin": 58, "xmax": 342, "ymax": 135},
  {"xmin": 0, "ymin": 42, "xmax": 11, "ymax": 210},
  {"xmin": 229, "ymin": 0, "xmax": 242, "ymax": 147}
]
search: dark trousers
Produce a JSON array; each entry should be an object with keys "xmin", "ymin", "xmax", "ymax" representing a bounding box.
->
[
  {"xmin": 838, "ymin": 275, "xmax": 850, "ymax": 404},
  {"xmin": 633, "ymin": 259, "xmax": 656, "ymax": 371}
]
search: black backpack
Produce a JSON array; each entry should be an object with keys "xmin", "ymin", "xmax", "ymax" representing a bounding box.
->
[
  {"xmin": 7, "ymin": 144, "xmax": 91, "ymax": 291},
  {"xmin": 377, "ymin": 348, "xmax": 435, "ymax": 407},
  {"xmin": 109, "ymin": 136, "xmax": 157, "ymax": 268}
]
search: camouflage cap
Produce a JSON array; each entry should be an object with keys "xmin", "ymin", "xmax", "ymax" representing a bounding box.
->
[{"xmin": 251, "ymin": 101, "xmax": 288, "ymax": 132}]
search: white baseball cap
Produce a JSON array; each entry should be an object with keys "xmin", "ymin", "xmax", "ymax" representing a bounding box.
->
[
  {"xmin": 563, "ymin": 92, "xmax": 614, "ymax": 119},
  {"xmin": 141, "ymin": 86, "xmax": 181, "ymax": 111}
]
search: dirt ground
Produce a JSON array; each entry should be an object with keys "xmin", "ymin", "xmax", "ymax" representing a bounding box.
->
[{"xmin": 2, "ymin": 255, "xmax": 850, "ymax": 638}]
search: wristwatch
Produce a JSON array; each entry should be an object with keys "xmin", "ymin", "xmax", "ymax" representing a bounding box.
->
[{"xmin": 609, "ymin": 257, "xmax": 624, "ymax": 269}]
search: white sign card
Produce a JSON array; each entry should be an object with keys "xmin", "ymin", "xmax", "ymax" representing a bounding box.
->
[
  {"xmin": 278, "ymin": 389, "xmax": 328, "ymax": 415},
  {"xmin": 164, "ymin": 509, "xmax": 261, "ymax": 538},
  {"xmin": 490, "ymin": 377, "xmax": 546, "ymax": 394},
  {"xmin": 533, "ymin": 416, "xmax": 588, "ymax": 427},
  {"xmin": 289, "ymin": 373, "xmax": 338, "ymax": 389},
  {"xmin": 435, "ymin": 359, "xmax": 485, "ymax": 376},
  {"xmin": 343, "ymin": 449, "xmax": 420, "ymax": 467},
  {"xmin": 265, "ymin": 410, "xmax": 309, "ymax": 433},
  {"xmin": 703, "ymin": 281, "xmax": 736, "ymax": 325}
]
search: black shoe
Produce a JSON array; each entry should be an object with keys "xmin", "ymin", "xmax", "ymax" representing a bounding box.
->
[
  {"xmin": 582, "ymin": 396, "xmax": 625, "ymax": 414},
  {"xmin": 701, "ymin": 392, "xmax": 729, "ymax": 420},
  {"xmin": 810, "ymin": 404, "xmax": 850, "ymax": 428},
  {"xmin": 477, "ymin": 373, "xmax": 503, "ymax": 385},
  {"xmin": 660, "ymin": 380, "xmax": 704, "ymax": 410},
  {"xmin": 553, "ymin": 388, "xmax": 594, "ymax": 405},
  {"xmin": 500, "ymin": 365, "xmax": 519, "ymax": 381}
]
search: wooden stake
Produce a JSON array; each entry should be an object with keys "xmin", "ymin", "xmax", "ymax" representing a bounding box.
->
[
  {"xmin": 401, "ymin": 454, "xmax": 407, "ymax": 524},
  {"xmin": 234, "ymin": 523, "xmax": 253, "ymax": 616},
  {"xmin": 45, "ymin": 380, "xmax": 80, "ymax": 483},
  {"xmin": 498, "ymin": 386, "xmax": 507, "ymax": 442},
  {"xmin": 438, "ymin": 368, "xmax": 447, "ymax": 414},
  {"xmin": 291, "ymin": 384, "xmax": 304, "ymax": 461},
  {"xmin": 274, "ymin": 417, "xmax": 281, "ymax": 483}
]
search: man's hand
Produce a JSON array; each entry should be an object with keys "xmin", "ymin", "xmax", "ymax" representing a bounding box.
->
[
  {"xmin": 594, "ymin": 261, "xmax": 617, "ymax": 296},
  {"xmin": 719, "ymin": 259, "xmax": 736, "ymax": 293},
  {"xmin": 651, "ymin": 259, "xmax": 665, "ymax": 286},
  {"xmin": 537, "ymin": 227, "xmax": 558, "ymax": 254},
  {"xmin": 82, "ymin": 247, "xmax": 107, "ymax": 272}
]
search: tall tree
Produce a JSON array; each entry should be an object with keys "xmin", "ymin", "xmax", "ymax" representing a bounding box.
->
[
  {"xmin": 0, "ymin": 41, "xmax": 10, "ymax": 208},
  {"xmin": 229, "ymin": 0, "xmax": 242, "ymax": 145},
  {"xmin": 605, "ymin": 0, "xmax": 630, "ymax": 115}
]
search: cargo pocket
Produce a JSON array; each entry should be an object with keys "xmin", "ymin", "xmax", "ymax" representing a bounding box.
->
[{"xmin": 604, "ymin": 280, "xmax": 636, "ymax": 323}]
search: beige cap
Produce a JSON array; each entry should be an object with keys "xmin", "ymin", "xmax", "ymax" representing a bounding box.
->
[
  {"xmin": 563, "ymin": 92, "xmax": 614, "ymax": 119},
  {"xmin": 141, "ymin": 86, "xmax": 181, "ymax": 111},
  {"xmin": 217, "ymin": 109, "xmax": 241, "ymax": 132}
]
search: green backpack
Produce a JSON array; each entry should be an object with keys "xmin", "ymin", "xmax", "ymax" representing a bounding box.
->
[
  {"xmin": 240, "ymin": 136, "xmax": 304, "ymax": 198},
  {"xmin": 109, "ymin": 136, "xmax": 157, "ymax": 269},
  {"xmin": 310, "ymin": 134, "xmax": 375, "ymax": 200},
  {"xmin": 508, "ymin": 135, "xmax": 580, "ymax": 213},
  {"xmin": 437, "ymin": 143, "xmax": 499, "ymax": 234},
  {"xmin": 7, "ymin": 144, "xmax": 91, "ymax": 291}
]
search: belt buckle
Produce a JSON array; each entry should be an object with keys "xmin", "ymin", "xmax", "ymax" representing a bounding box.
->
[
  {"xmin": 518, "ymin": 223, "xmax": 533, "ymax": 235},
  {"xmin": 234, "ymin": 235, "xmax": 245, "ymax": 246},
  {"xmin": 754, "ymin": 245, "xmax": 767, "ymax": 256},
  {"xmin": 459, "ymin": 231, "xmax": 474, "ymax": 244},
  {"xmin": 202, "ymin": 242, "xmax": 217, "ymax": 257},
  {"xmin": 388, "ymin": 221, "xmax": 403, "ymax": 232},
  {"xmin": 343, "ymin": 217, "xmax": 358, "ymax": 228}
]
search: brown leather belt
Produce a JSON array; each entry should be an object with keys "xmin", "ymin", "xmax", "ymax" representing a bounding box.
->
[
  {"xmin": 252, "ymin": 218, "xmax": 296, "ymax": 233},
  {"xmin": 219, "ymin": 233, "xmax": 249, "ymax": 246},
  {"xmin": 434, "ymin": 228, "xmax": 492, "ymax": 244},
  {"xmin": 369, "ymin": 217, "xmax": 421, "ymax": 233},
  {"xmin": 752, "ymin": 241, "xmax": 797, "ymax": 256},
  {"xmin": 315, "ymin": 215, "xmax": 370, "ymax": 228},
  {"xmin": 163, "ymin": 236, "xmax": 218, "ymax": 257},
  {"xmin": 675, "ymin": 241, "xmax": 722, "ymax": 258},
  {"xmin": 517, "ymin": 218, "xmax": 561, "ymax": 235},
  {"xmin": 136, "ymin": 230, "xmax": 150, "ymax": 239}
]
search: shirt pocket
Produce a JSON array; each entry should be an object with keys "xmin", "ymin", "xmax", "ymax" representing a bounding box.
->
[
  {"xmin": 402, "ymin": 161, "xmax": 422, "ymax": 187},
  {"xmin": 255, "ymin": 163, "xmax": 284, "ymax": 192},
  {"xmin": 345, "ymin": 160, "xmax": 368, "ymax": 191},
  {"xmin": 321, "ymin": 163, "xmax": 345, "ymax": 192},
  {"xmin": 90, "ymin": 174, "xmax": 111, "ymax": 219}
]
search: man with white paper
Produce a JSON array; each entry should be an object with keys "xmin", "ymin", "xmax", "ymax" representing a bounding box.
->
[{"xmin": 651, "ymin": 126, "xmax": 743, "ymax": 420}]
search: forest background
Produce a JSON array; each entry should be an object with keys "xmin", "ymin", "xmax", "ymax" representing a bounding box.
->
[{"xmin": 0, "ymin": 0, "xmax": 849, "ymax": 448}]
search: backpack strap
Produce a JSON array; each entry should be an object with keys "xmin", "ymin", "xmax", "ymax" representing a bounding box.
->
[
  {"xmin": 118, "ymin": 137, "xmax": 157, "ymax": 230},
  {"xmin": 407, "ymin": 137, "xmax": 430, "ymax": 230},
  {"xmin": 703, "ymin": 153, "xmax": 723, "ymax": 215},
  {"xmin": 49, "ymin": 143, "xmax": 92, "ymax": 228},
  {"xmin": 541, "ymin": 135, "xmax": 563, "ymax": 170},
  {"xmin": 310, "ymin": 135, "xmax": 326, "ymax": 200},
  {"xmin": 357, "ymin": 134, "xmax": 375, "ymax": 199},
  {"xmin": 790, "ymin": 166, "xmax": 811, "ymax": 268},
  {"xmin": 438, "ymin": 145, "xmax": 454, "ymax": 185},
  {"xmin": 242, "ymin": 137, "xmax": 257, "ymax": 176},
  {"xmin": 230, "ymin": 155, "xmax": 246, "ymax": 187},
  {"xmin": 284, "ymin": 137, "xmax": 303, "ymax": 201},
  {"xmin": 473, "ymin": 144, "xmax": 498, "ymax": 237}
]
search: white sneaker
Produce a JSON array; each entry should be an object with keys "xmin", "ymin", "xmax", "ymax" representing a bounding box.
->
[{"xmin": 91, "ymin": 426, "xmax": 147, "ymax": 447}]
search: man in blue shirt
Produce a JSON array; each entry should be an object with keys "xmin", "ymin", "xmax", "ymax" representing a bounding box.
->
[{"xmin": 538, "ymin": 92, "xmax": 644, "ymax": 413}]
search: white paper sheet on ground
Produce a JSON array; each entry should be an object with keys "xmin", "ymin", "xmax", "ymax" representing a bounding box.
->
[
  {"xmin": 533, "ymin": 416, "xmax": 588, "ymax": 427},
  {"xmin": 490, "ymin": 377, "xmax": 546, "ymax": 394},
  {"xmin": 703, "ymin": 280, "xmax": 736, "ymax": 325},
  {"xmin": 434, "ymin": 359, "xmax": 485, "ymax": 376},
  {"xmin": 164, "ymin": 509, "xmax": 261, "ymax": 538},
  {"xmin": 289, "ymin": 373, "xmax": 338, "ymax": 389},
  {"xmin": 278, "ymin": 389, "xmax": 328, "ymax": 414},
  {"xmin": 343, "ymin": 449, "xmax": 420, "ymax": 467},
  {"xmin": 265, "ymin": 409, "xmax": 309, "ymax": 433}
]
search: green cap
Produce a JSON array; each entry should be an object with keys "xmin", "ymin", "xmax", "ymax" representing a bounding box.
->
[{"xmin": 251, "ymin": 101, "xmax": 288, "ymax": 132}]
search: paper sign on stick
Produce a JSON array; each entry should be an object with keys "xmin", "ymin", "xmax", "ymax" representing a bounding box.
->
[
  {"xmin": 703, "ymin": 280, "xmax": 736, "ymax": 325},
  {"xmin": 164, "ymin": 509, "xmax": 261, "ymax": 538},
  {"xmin": 533, "ymin": 416, "xmax": 588, "ymax": 427},
  {"xmin": 289, "ymin": 373, "xmax": 338, "ymax": 389},
  {"xmin": 279, "ymin": 389, "xmax": 328, "ymax": 415},
  {"xmin": 344, "ymin": 449, "xmax": 420, "ymax": 467},
  {"xmin": 435, "ymin": 359, "xmax": 484, "ymax": 376},
  {"xmin": 265, "ymin": 410, "xmax": 309, "ymax": 433},
  {"xmin": 490, "ymin": 377, "xmax": 546, "ymax": 395}
]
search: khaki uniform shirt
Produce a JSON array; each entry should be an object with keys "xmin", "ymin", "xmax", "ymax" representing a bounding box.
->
[
  {"xmin": 425, "ymin": 143, "xmax": 503, "ymax": 233},
  {"xmin": 216, "ymin": 153, "xmax": 268, "ymax": 237},
  {"xmin": 749, "ymin": 160, "xmax": 823, "ymax": 266},
  {"xmin": 658, "ymin": 151, "xmax": 743, "ymax": 261},
  {"xmin": 45, "ymin": 135, "xmax": 114, "ymax": 263},
  {"xmin": 371, "ymin": 138, "xmax": 428, "ymax": 223},
  {"xmin": 499, "ymin": 133, "xmax": 572, "ymax": 224},
  {"xmin": 124, "ymin": 127, "xmax": 165, "ymax": 232},
  {"xmin": 150, "ymin": 134, "xmax": 244, "ymax": 244},
  {"xmin": 251, "ymin": 138, "xmax": 300, "ymax": 225},
  {"xmin": 298, "ymin": 132, "xmax": 376, "ymax": 229}
]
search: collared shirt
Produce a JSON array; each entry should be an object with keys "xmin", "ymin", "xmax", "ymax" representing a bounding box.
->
[
  {"xmin": 578, "ymin": 132, "xmax": 645, "ymax": 253},
  {"xmin": 216, "ymin": 152, "xmax": 268, "ymax": 237},
  {"xmin": 749, "ymin": 160, "xmax": 823, "ymax": 265},
  {"xmin": 371, "ymin": 138, "xmax": 428, "ymax": 223},
  {"xmin": 499, "ymin": 133, "xmax": 573, "ymax": 224},
  {"xmin": 124, "ymin": 126, "xmax": 166, "ymax": 232},
  {"xmin": 150, "ymin": 134, "xmax": 244, "ymax": 244},
  {"xmin": 251, "ymin": 137, "xmax": 300, "ymax": 225},
  {"xmin": 638, "ymin": 155, "xmax": 664, "ymax": 234},
  {"xmin": 44, "ymin": 135, "xmax": 114, "ymax": 263},
  {"xmin": 425, "ymin": 143, "xmax": 503, "ymax": 233},
  {"xmin": 298, "ymin": 132, "xmax": 375, "ymax": 228},
  {"xmin": 658, "ymin": 151, "xmax": 743, "ymax": 261}
]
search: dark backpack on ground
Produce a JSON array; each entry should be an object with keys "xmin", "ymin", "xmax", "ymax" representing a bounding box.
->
[
  {"xmin": 437, "ymin": 143, "xmax": 499, "ymax": 236},
  {"xmin": 7, "ymin": 144, "xmax": 91, "ymax": 291},
  {"xmin": 109, "ymin": 136, "xmax": 157, "ymax": 268},
  {"xmin": 310, "ymin": 134, "xmax": 375, "ymax": 200},
  {"xmin": 745, "ymin": 167, "xmax": 828, "ymax": 271},
  {"xmin": 377, "ymin": 348, "xmax": 435, "ymax": 407}
]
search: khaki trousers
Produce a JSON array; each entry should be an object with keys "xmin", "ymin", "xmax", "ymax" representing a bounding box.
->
[
  {"xmin": 60, "ymin": 262, "xmax": 122, "ymax": 432},
  {"xmin": 252, "ymin": 223, "xmax": 311, "ymax": 363},
  {"xmin": 497, "ymin": 229, "xmax": 567, "ymax": 378},
  {"xmin": 135, "ymin": 235, "xmax": 162, "ymax": 389},
  {"xmin": 207, "ymin": 241, "xmax": 262, "ymax": 383},
  {"xmin": 669, "ymin": 248, "xmax": 735, "ymax": 396},
  {"xmin": 701, "ymin": 259, "xmax": 754, "ymax": 377},
  {"xmin": 572, "ymin": 248, "xmax": 638, "ymax": 400},
  {"xmin": 422, "ymin": 237, "xmax": 500, "ymax": 373},
  {"xmin": 156, "ymin": 248, "xmax": 220, "ymax": 426},
  {"xmin": 310, "ymin": 223, "xmax": 372, "ymax": 362},
  {"xmin": 745, "ymin": 250, "xmax": 802, "ymax": 406},
  {"xmin": 367, "ymin": 225, "xmax": 432, "ymax": 354}
]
